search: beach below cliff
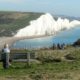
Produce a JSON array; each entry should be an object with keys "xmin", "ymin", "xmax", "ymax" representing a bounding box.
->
[
  {"xmin": 0, "ymin": 37, "xmax": 15, "ymax": 50},
  {"xmin": 0, "ymin": 35, "xmax": 52, "ymax": 50}
]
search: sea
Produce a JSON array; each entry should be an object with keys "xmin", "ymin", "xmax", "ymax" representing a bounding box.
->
[{"xmin": 12, "ymin": 26, "xmax": 80, "ymax": 49}]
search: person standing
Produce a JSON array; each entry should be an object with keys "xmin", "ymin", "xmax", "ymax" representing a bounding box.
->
[{"xmin": 2, "ymin": 44, "xmax": 10, "ymax": 69}]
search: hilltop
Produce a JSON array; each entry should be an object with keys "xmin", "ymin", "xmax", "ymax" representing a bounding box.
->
[{"xmin": 0, "ymin": 11, "xmax": 42, "ymax": 37}]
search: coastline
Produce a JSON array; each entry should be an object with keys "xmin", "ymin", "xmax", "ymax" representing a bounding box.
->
[
  {"xmin": 0, "ymin": 37, "xmax": 14, "ymax": 50},
  {"xmin": 0, "ymin": 34, "xmax": 54, "ymax": 50}
]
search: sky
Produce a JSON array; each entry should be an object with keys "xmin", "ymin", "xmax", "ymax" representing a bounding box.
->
[{"xmin": 0, "ymin": 0, "xmax": 80, "ymax": 17}]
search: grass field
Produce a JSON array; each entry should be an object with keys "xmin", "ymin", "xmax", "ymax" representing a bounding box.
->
[{"xmin": 0, "ymin": 47, "xmax": 80, "ymax": 80}]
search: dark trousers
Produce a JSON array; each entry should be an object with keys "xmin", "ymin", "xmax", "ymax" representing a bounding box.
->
[{"xmin": 2, "ymin": 53, "xmax": 9, "ymax": 69}]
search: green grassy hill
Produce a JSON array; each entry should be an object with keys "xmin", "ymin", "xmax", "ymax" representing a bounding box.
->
[{"xmin": 0, "ymin": 11, "xmax": 43, "ymax": 37}]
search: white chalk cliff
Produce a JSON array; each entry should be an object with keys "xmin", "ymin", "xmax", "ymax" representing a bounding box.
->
[{"xmin": 14, "ymin": 13, "xmax": 80, "ymax": 37}]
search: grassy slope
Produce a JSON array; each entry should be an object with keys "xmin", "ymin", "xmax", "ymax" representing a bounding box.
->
[
  {"xmin": 0, "ymin": 47, "xmax": 80, "ymax": 80},
  {"xmin": 0, "ymin": 11, "xmax": 43, "ymax": 36}
]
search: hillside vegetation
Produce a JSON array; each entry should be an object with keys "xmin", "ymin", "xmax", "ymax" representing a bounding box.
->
[{"xmin": 0, "ymin": 11, "xmax": 42, "ymax": 36}]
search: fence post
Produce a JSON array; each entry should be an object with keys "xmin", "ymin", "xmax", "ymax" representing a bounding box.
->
[{"xmin": 27, "ymin": 52, "xmax": 30, "ymax": 66}]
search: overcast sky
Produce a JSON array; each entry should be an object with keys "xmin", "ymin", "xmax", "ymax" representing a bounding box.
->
[{"xmin": 0, "ymin": 0, "xmax": 80, "ymax": 17}]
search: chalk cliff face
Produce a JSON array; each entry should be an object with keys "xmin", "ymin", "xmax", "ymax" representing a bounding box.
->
[{"xmin": 14, "ymin": 13, "xmax": 80, "ymax": 37}]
